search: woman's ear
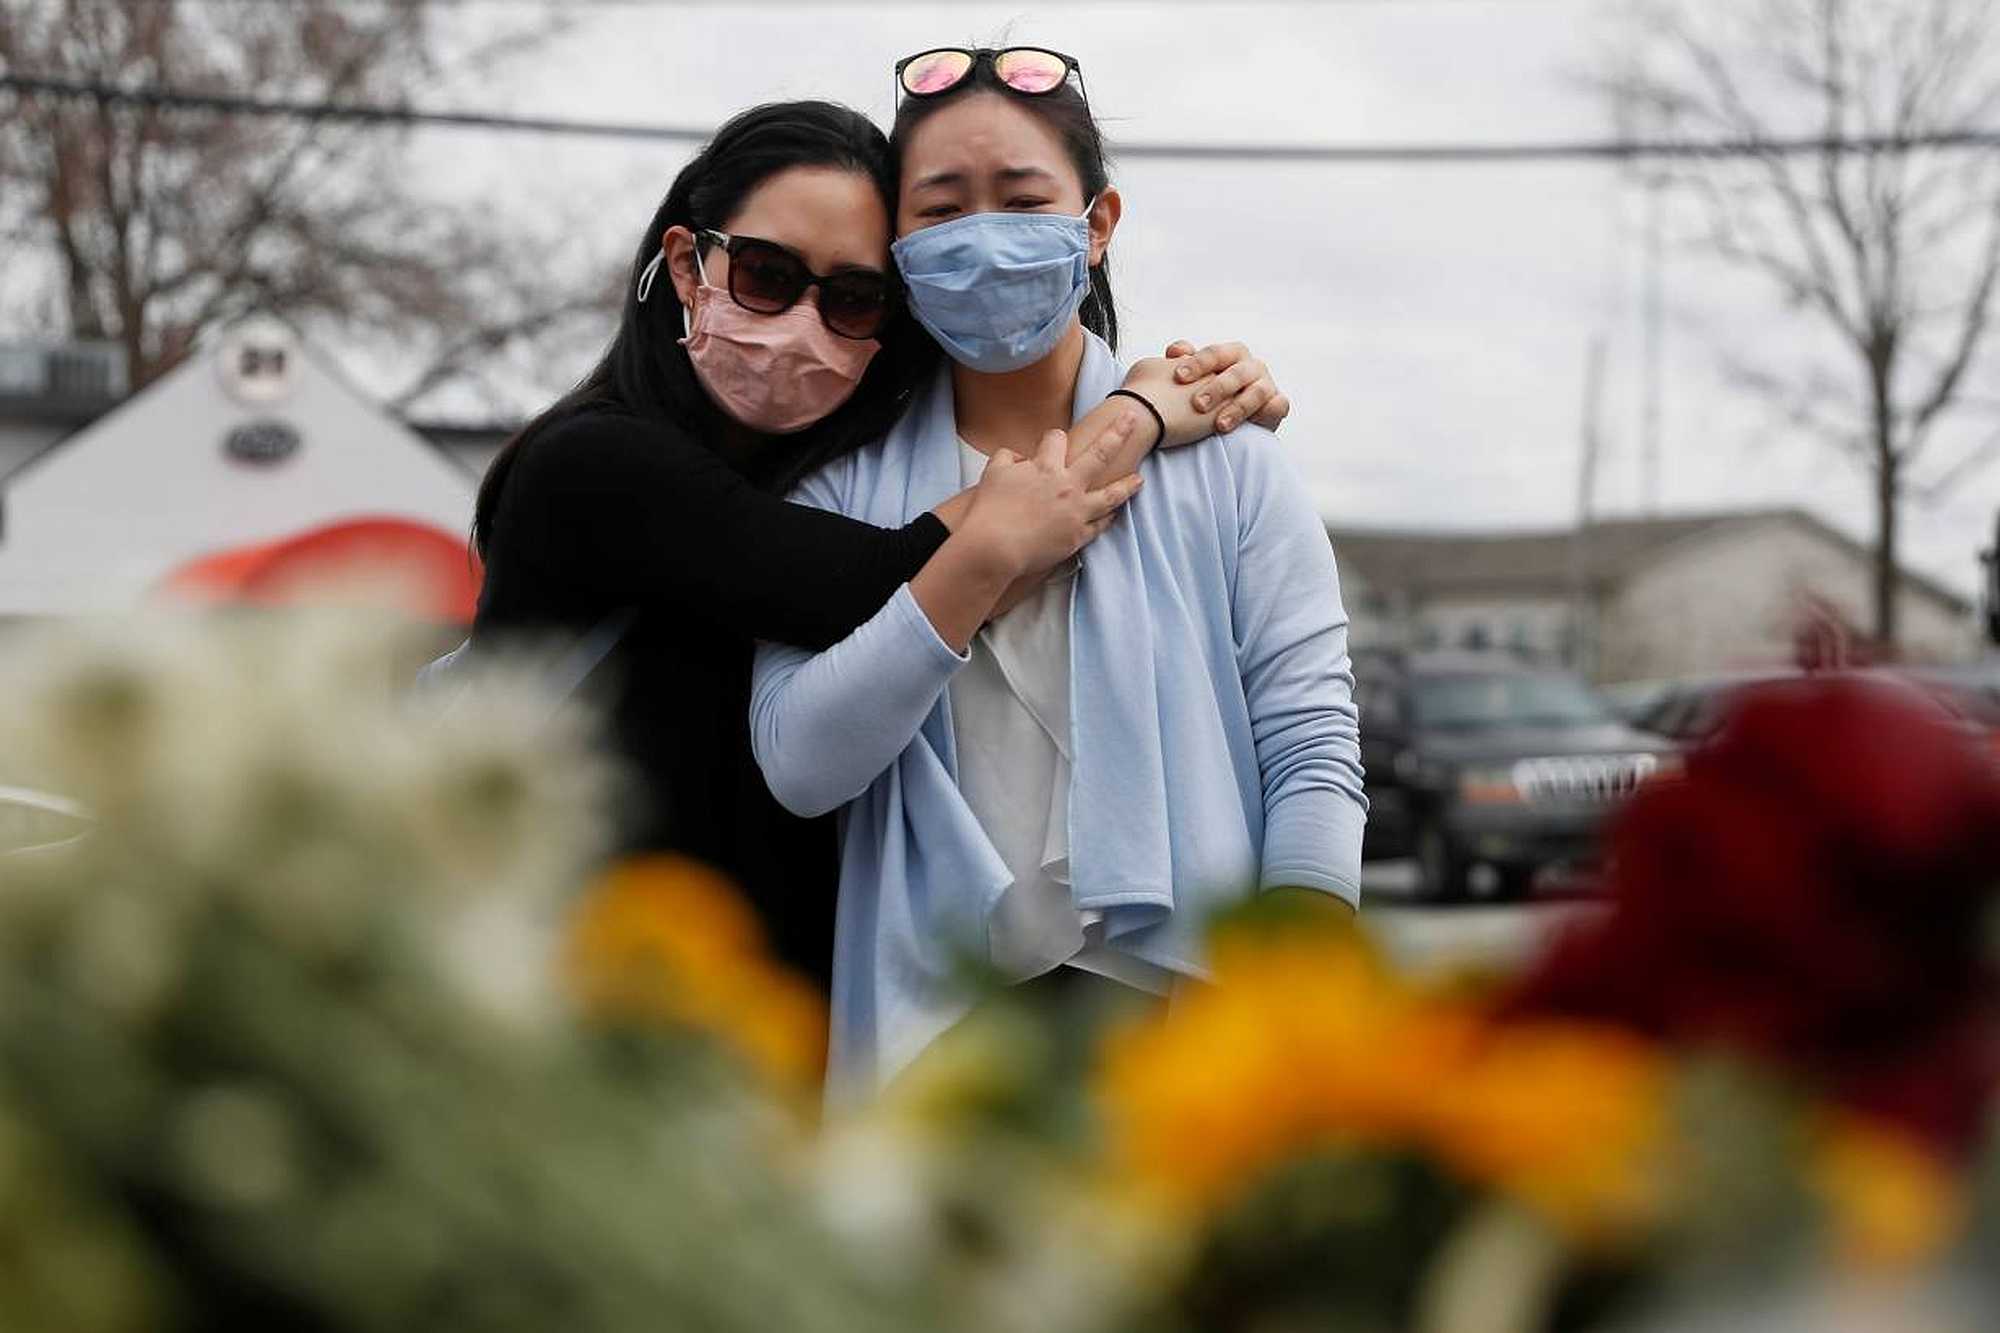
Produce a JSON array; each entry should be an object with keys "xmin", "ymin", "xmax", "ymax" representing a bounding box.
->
[
  {"xmin": 1085, "ymin": 188, "xmax": 1122, "ymax": 266},
  {"xmin": 663, "ymin": 226, "xmax": 703, "ymax": 310}
]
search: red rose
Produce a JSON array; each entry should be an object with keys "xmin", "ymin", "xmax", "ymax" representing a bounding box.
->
[{"xmin": 1505, "ymin": 676, "xmax": 2000, "ymax": 1153}]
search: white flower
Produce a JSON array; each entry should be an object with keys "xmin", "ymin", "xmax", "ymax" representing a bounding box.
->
[
  {"xmin": 809, "ymin": 1120, "xmax": 942, "ymax": 1283},
  {"xmin": 429, "ymin": 892, "xmax": 562, "ymax": 1034},
  {"xmin": 0, "ymin": 614, "xmax": 254, "ymax": 867},
  {"xmin": 394, "ymin": 653, "xmax": 622, "ymax": 902}
]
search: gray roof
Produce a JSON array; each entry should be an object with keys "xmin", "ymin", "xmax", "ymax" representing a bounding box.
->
[{"xmin": 1328, "ymin": 507, "xmax": 1972, "ymax": 614}]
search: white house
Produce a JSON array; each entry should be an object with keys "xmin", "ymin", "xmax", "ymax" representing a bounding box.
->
[
  {"xmin": 1332, "ymin": 509, "xmax": 1980, "ymax": 682},
  {"xmin": 0, "ymin": 320, "xmax": 479, "ymax": 616}
]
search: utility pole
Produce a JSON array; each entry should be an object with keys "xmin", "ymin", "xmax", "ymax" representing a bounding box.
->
[
  {"xmin": 1983, "ymin": 512, "xmax": 2000, "ymax": 647},
  {"xmin": 1640, "ymin": 170, "xmax": 1665, "ymax": 515},
  {"xmin": 1570, "ymin": 337, "xmax": 1608, "ymax": 677}
]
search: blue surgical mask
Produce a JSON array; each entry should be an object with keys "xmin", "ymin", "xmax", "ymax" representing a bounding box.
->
[{"xmin": 891, "ymin": 200, "xmax": 1096, "ymax": 373}]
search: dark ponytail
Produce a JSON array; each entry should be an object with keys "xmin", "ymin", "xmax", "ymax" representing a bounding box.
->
[
  {"xmin": 472, "ymin": 101, "xmax": 937, "ymax": 560},
  {"xmin": 888, "ymin": 62, "xmax": 1118, "ymax": 351}
]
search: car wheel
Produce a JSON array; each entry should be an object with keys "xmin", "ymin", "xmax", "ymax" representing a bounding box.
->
[{"xmin": 1415, "ymin": 820, "xmax": 1468, "ymax": 904}]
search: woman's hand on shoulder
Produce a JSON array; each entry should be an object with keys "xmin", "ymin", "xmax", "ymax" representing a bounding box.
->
[
  {"xmin": 1120, "ymin": 340, "xmax": 1292, "ymax": 448},
  {"xmin": 962, "ymin": 420, "xmax": 1145, "ymax": 578}
]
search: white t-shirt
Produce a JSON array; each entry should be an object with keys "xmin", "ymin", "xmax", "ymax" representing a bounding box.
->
[{"xmin": 947, "ymin": 439, "xmax": 1173, "ymax": 995}]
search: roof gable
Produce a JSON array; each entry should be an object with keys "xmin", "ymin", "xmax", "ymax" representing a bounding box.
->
[{"xmin": 0, "ymin": 320, "xmax": 476, "ymax": 615}]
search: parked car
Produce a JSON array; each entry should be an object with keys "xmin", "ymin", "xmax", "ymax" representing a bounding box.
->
[
  {"xmin": 1354, "ymin": 651, "xmax": 1677, "ymax": 903},
  {"xmin": 1622, "ymin": 669, "xmax": 1788, "ymax": 744},
  {"xmin": 1598, "ymin": 678, "xmax": 1674, "ymax": 727},
  {"xmin": 1629, "ymin": 664, "xmax": 2000, "ymax": 753},
  {"xmin": 1900, "ymin": 663, "xmax": 2000, "ymax": 752}
]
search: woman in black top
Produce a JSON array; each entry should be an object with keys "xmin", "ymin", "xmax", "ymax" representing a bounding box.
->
[{"xmin": 471, "ymin": 103, "xmax": 1289, "ymax": 994}]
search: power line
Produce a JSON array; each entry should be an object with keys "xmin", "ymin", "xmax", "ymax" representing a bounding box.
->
[
  {"xmin": 1116, "ymin": 132, "xmax": 2000, "ymax": 162},
  {"xmin": 116, "ymin": 0, "xmax": 1568, "ymax": 6},
  {"xmin": 8, "ymin": 72, "xmax": 2000, "ymax": 162},
  {"xmin": 108, "ymin": 0, "xmax": 784, "ymax": 7},
  {"xmin": 0, "ymin": 73, "xmax": 713, "ymax": 144}
]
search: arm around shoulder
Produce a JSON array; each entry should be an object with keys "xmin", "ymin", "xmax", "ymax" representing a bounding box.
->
[{"xmin": 522, "ymin": 414, "xmax": 946, "ymax": 649}]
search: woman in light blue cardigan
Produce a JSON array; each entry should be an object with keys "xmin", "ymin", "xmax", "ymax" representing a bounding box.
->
[{"xmin": 751, "ymin": 48, "xmax": 1366, "ymax": 1100}]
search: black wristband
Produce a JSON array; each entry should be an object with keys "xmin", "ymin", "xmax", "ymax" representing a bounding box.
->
[{"xmin": 1105, "ymin": 388, "xmax": 1168, "ymax": 448}]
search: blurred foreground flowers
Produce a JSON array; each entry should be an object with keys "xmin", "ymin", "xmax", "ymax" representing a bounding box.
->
[
  {"xmin": 1086, "ymin": 675, "xmax": 2000, "ymax": 1330},
  {"xmin": 0, "ymin": 615, "xmax": 1996, "ymax": 1332},
  {"xmin": 1099, "ymin": 926, "xmax": 1667, "ymax": 1237},
  {"xmin": 0, "ymin": 613, "xmax": 937, "ymax": 1333},
  {"xmin": 565, "ymin": 855, "xmax": 828, "ymax": 1091}
]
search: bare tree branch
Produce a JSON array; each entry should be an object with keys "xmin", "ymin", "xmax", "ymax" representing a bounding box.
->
[
  {"xmin": 1723, "ymin": 352, "xmax": 1875, "ymax": 466},
  {"xmin": 1606, "ymin": 0, "xmax": 2000, "ymax": 646},
  {"xmin": 383, "ymin": 292, "xmax": 609, "ymax": 415},
  {"xmin": 1912, "ymin": 425, "xmax": 2000, "ymax": 503},
  {"xmin": 0, "ymin": 0, "xmax": 603, "ymax": 402},
  {"xmin": 1903, "ymin": 188, "xmax": 2000, "ymax": 458}
]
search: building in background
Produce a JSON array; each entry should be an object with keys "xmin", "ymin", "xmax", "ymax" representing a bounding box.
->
[
  {"xmin": 0, "ymin": 339, "xmax": 129, "ymax": 481},
  {"xmin": 0, "ymin": 321, "xmax": 486, "ymax": 619},
  {"xmin": 1334, "ymin": 509, "xmax": 1977, "ymax": 682},
  {"xmin": 6, "ymin": 328, "xmax": 1978, "ymax": 660}
]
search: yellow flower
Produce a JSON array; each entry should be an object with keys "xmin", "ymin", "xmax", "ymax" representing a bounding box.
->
[
  {"xmin": 1096, "ymin": 926, "xmax": 1668, "ymax": 1240},
  {"xmin": 1810, "ymin": 1115, "xmax": 1962, "ymax": 1272},
  {"xmin": 1097, "ymin": 930, "xmax": 1478, "ymax": 1210},
  {"xmin": 1424, "ymin": 1022, "xmax": 1668, "ymax": 1238},
  {"xmin": 564, "ymin": 856, "xmax": 827, "ymax": 1089}
]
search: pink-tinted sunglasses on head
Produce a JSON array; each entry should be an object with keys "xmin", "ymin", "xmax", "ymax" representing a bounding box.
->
[{"xmin": 894, "ymin": 47, "xmax": 1086, "ymax": 104}]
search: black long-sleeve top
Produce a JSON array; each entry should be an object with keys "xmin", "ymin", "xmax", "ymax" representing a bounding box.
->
[{"xmin": 471, "ymin": 409, "xmax": 949, "ymax": 993}]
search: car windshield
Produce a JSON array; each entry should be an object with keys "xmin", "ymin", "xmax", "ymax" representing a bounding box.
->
[{"xmin": 1411, "ymin": 672, "xmax": 1614, "ymax": 731}]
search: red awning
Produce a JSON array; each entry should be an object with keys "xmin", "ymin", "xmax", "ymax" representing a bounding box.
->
[{"xmin": 158, "ymin": 516, "xmax": 483, "ymax": 622}]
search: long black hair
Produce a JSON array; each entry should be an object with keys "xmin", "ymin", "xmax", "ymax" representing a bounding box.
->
[
  {"xmin": 888, "ymin": 59, "xmax": 1119, "ymax": 351},
  {"xmin": 472, "ymin": 101, "xmax": 939, "ymax": 559}
]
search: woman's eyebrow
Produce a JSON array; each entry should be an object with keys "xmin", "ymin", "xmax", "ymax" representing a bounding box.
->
[{"xmin": 910, "ymin": 165, "xmax": 1058, "ymax": 191}]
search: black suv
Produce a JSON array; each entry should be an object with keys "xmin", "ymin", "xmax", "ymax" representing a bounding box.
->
[{"xmin": 1354, "ymin": 650, "xmax": 1676, "ymax": 902}]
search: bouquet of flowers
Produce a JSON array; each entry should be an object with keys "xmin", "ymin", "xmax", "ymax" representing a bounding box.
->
[
  {"xmin": 3, "ymin": 610, "xmax": 1997, "ymax": 1333},
  {"xmin": 1067, "ymin": 674, "xmax": 2000, "ymax": 1332},
  {"xmin": 0, "ymin": 612, "xmax": 949, "ymax": 1333}
]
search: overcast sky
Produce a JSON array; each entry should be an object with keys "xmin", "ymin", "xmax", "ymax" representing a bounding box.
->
[{"xmin": 388, "ymin": 0, "xmax": 2000, "ymax": 599}]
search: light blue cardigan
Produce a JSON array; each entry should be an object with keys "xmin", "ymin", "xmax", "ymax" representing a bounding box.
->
[{"xmin": 751, "ymin": 334, "xmax": 1366, "ymax": 1098}]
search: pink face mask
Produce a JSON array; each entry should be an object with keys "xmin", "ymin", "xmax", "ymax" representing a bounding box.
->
[{"xmin": 677, "ymin": 265, "xmax": 881, "ymax": 436}]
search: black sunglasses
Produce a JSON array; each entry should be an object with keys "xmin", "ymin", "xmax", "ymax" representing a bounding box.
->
[
  {"xmin": 894, "ymin": 46, "xmax": 1086, "ymax": 105},
  {"xmin": 698, "ymin": 230, "xmax": 895, "ymax": 340}
]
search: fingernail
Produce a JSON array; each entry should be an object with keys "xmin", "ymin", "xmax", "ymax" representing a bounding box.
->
[
  {"xmin": 1217, "ymin": 413, "xmax": 1237, "ymax": 431},
  {"xmin": 1193, "ymin": 394, "xmax": 1212, "ymax": 411}
]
